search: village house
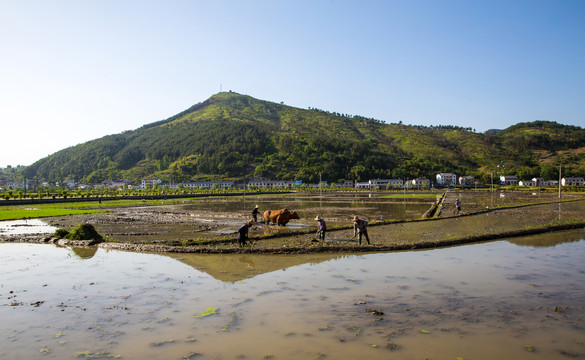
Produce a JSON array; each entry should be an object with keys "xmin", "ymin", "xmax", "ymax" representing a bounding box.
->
[
  {"xmin": 173, "ymin": 181, "xmax": 235, "ymax": 190},
  {"xmin": 63, "ymin": 179, "xmax": 77, "ymax": 188},
  {"xmin": 5, "ymin": 180, "xmax": 26, "ymax": 189},
  {"xmin": 367, "ymin": 179, "xmax": 404, "ymax": 189},
  {"xmin": 519, "ymin": 180, "xmax": 537, "ymax": 187},
  {"xmin": 141, "ymin": 179, "xmax": 162, "ymax": 189},
  {"xmin": 342, "ymin": 180, "xmax": 355, "ymax": 188},
  {"xmin": 436, "ymin": 173, "xmax": 457, "ymax": 186},
  {"xmin": 542, "ymin": 180, "xmax": 558, "ymax": 187},
  {"xmin": 409, "ymin": 178, "xmax": 431, "ymax": 189},
  {"xmin": 561, "ymin": 177, "xmax": 585, "ymax": 187},
  {"xmin": 459, "ymin": 176, "xmax": 475, "ymax": 186},
  {"xmin": 500, "ymin": 175, "xmax": 519, "ymax": 185},
  {"xmin": 99, "ymin": 179, "xmax": 131, "ymax": 189},
  {"xmin": 355, "ymin": 181, "xmax": 370, "ymax": 189},
  {"xmin": 247, "ymin": 180, "xmax": 294, "ymax": 189},
  {"xmin": 531, "ymin": 178, "xmax": 559, "ymax": 187},
  {"xmin": 532, "ymin": 177, "xmax": 545, "ymax": 186}
]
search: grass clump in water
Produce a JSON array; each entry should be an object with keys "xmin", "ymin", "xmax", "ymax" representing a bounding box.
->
[
  {"xmin": 76, "ymin": 350, "xmax": 120, "ymax": 358},
  {"xmin": 196, "ymin": 307, "xmax": 218, "ymax": 317}
]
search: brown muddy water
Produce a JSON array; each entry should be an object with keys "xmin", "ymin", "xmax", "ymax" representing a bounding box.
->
[{"xmin": 2, "ymin": 230, "xmax": 585, "ymax": 359}]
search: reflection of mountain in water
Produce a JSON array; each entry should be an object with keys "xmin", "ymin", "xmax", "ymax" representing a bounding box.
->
[
  {"xmin": 68, "ymin": 246, "xmax": 98, "ymax": 259},
  {"xmin": 165, "ymin": 253, "xmax": 350, "ymax": 282},
  {"xmin": 506, "ymin": 229, "xmax": 585, "ymax": 248}
]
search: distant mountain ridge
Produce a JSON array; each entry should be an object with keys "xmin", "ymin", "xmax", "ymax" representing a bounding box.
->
[{"xmin": 24, "ymin": 92, "xmax": 585, "ymax": 184}]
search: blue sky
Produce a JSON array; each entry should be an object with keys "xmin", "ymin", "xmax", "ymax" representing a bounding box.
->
[{"xmin": 1, "ymin": 0, "xmax": 584, "ymax": 167}]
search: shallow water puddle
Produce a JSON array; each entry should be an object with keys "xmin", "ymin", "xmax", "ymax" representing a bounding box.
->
[
  {"xmin": 1, "ymin": 232, "xmax": 585, "ymax": 359},
  {"xmin": 0, "ymin": 219, "xmax": 57, "ymax": 235}
]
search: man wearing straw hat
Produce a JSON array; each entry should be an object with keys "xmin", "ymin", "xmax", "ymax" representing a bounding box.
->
[
  {"xmin": 314, "ymin": 215, "xmax": 326, "ymax": 241},
  {"xmin": 351, "ymin": 216, "xmax": 370, "ymax": 245},
  {"xmin": 252, "ymin": 205, "xmax": 260, "ymax": 223}
]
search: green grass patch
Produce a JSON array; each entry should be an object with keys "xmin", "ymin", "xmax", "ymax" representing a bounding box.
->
[
  {"xmin": 0, "ymin": 198, "xmax": 194, "ymax": 221},
  {"xmin": 0, "ymin": 204, "xmax": 105, "ymax": 221}
]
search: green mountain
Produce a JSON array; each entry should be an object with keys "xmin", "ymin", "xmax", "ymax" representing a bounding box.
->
[{"xmin": 24, "ymin": 92, "xmax": 585, "ymax": 184}]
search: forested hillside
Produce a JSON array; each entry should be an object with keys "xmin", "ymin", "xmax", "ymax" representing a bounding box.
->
[{"xmin": 24, "ymin": 92, "xmax": 585, "ymax": 184}]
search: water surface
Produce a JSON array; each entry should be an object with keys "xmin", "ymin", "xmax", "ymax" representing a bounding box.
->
[{"xmin": 1, "ymin": 230, "xmax": 584, "ymax": 359}]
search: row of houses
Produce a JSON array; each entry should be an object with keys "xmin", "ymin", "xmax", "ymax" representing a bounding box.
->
[
  {"xmin": 437, "ymin": 173, "xmax": 585, "ymax": 188},
  {"xmin": 500, "ymin": 176, "xmax": 585, "ymax": 187},
  {"xmin": 3, "ymin": 174, "xmax": 585, "ymax": 192}
]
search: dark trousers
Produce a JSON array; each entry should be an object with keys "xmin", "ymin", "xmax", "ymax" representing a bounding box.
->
[
  {"xmin": 317, "ymin": 229, "xmax": 326, "ymax": 241},
  {"xmin": 238, "ymin": 236, "xmax": 247, "ymax": 247},
  {"xmin": 358, "ymin": 230, "xmax": 370, "ymax": 245}
]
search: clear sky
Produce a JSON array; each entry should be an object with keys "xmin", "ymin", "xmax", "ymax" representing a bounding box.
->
[{"xmin": 1, "ymin": 0, "xmax": 584, "ymax": 167}]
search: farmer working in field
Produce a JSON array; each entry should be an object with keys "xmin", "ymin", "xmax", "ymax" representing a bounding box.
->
[
  {"xmin": 455, "ymin": 198, "xmax": 461, "ymax": 212},
  {"xmin": 351, "ymin": 216, "xmax": 370, "ymax": 245},
  {"xmin": 237, "ymin": 219, "xmax": 254, "ymax": 247},
  {"xmin": 315, "ymin": 215, "xmax": 326, "ymax": 241},
  {"xmin": 252, "ymin": 205, "xmax": 260, "ymax": 222}
]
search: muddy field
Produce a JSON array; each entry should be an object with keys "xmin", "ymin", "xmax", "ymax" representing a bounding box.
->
[{"xmin": 4, "ymin": 191, "xmax": 584, "ymax": 254}]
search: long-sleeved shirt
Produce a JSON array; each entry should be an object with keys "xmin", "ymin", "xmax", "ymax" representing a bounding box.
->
[
  {"xmin": 317, "ymin": 219, "xmax": 326, "ymax": 231},
  {"xmin": 353, "ymin": 219, "xmax": 368, "ymax": 235},
  {"xmin": 238, "ymin": 224, "xmax": 249, "ymax": 240}
]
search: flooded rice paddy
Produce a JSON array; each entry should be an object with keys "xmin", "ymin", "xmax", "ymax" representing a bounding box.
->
[
  {"xmin": 47, "ymin": 192, "xmax": 433, "ymax": 242},
  {"xmin": 2, "ymin": 230, "xmax": 585, "ymax": 359}
]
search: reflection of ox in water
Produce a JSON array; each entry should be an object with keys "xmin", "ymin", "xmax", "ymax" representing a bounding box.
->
[{"xmin": 263, "ymin": 208, "xmax": 300, "ymax": 226}]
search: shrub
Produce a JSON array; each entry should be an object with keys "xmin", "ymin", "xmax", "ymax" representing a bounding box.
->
[
  {"xmin": 65, "ymin": 223, "xmax": 103, "ymax": 241},
  {"xmin": 52, "ymin": 228, "xmax": 70, "ymax": 238}
]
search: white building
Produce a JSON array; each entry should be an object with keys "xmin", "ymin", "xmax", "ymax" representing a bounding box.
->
[
  {"xmin": 5, "ymin": 181, "xmax": 30, "ymax": 190},
  {"xmin": 367, "ymin": 179, "xmax": 404, "ymax": 189},
  {"xmin": 500, "ymin": 175, "xmax": 519, "ymax": 185},
  {"xmin": 542, "ymin": 180, "xmax": 558, "ymax": 187},
  {"xmin": 561, "ymin": 177, "xmax": 585, "ymax": 187},
  {"xmin": 63, "ymin": 179, "xmax": 77, "ymax": 188},
  {"xmin": 141, "ymin": 179, "xmax": 162, "ymax": 189},
  {"xmin": 355, "ymin": 181, "xmax": 370, "ymax": 189},
  {"xmin": 459, "ymin": 176, "xmax": 475, "ymax": 186},
  {"xmin": 436, "ymin": 173, "xmax": 457, "ymax": 186},
  {"xmin": 178, "ymin": 181, "xmax": 234, "ymax": 190},
  {"xmin": 410, "ymin": 178, "xmax": 431, "ymax": 189},
  {"xmin": 247, "ymin": 180, "xmax": 294, "ymax": 189},
  {"xmin": 519, "ymin": 180, "xmax": 537, "ymax": 187},
  {"xmin": 532, "ymin": 177, "xmax": 545, "ymax": 186},
  {"xmin": 532, "ymin": 178, "xmax": 559, "ymax": 187},
  {"xmin": 100, "ymin": 179, "xmax": 131, "ymax": 189},
  {"xmin": 342, "ymin": 180, "xmax": 355, "ymax": 188}
]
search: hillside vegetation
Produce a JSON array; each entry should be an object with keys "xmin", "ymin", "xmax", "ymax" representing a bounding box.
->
[{"xmin": 24, "ymin": 92, "xmax": 585, "ymax": 184}]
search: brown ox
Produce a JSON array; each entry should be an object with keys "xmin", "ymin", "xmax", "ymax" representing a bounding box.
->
[{"xmin": 263, "ymin": 208, "xmax": 300, "ymax": 226}]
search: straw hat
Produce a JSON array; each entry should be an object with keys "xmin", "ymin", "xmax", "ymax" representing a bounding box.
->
[
  {"xmin": 255, "ymin": 205, "xmax": 259, "ymax": 208},
  {"xmin": 314, "ymin": 215, "xmax": 321, "ymax": 220},
  {"xmin": 247, "ymin": 219, "xmax": 254, "ymax": 225},
  {"xmin": 353, "ymin": 216, "xmax": 359, "ymax": 222}
]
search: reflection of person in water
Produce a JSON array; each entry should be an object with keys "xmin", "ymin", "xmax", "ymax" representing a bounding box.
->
[
  {"xmin": 239, "ymin": 256, "xmax": 256, "ymax": 270},
  {"xmin": 252, "ymin": 205, "xmax": 260, "ymax": 223},
  {"xmin": 237, "ymin": 219, "xmax": 254, "ymax": 247}
]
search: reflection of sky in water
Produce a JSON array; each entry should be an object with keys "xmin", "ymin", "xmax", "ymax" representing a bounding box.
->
[
  {"xmin": 1, "ymin": 236, "xmax": 585, "ymax": 359},
  {"xmin": 0, "ymin": 218, "xmax": 57, "ymax": 235}
]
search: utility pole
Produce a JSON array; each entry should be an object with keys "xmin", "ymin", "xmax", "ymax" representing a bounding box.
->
[{"xmin": 558, "ymin": 165, "xmax": 562, "ymax": 199}]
